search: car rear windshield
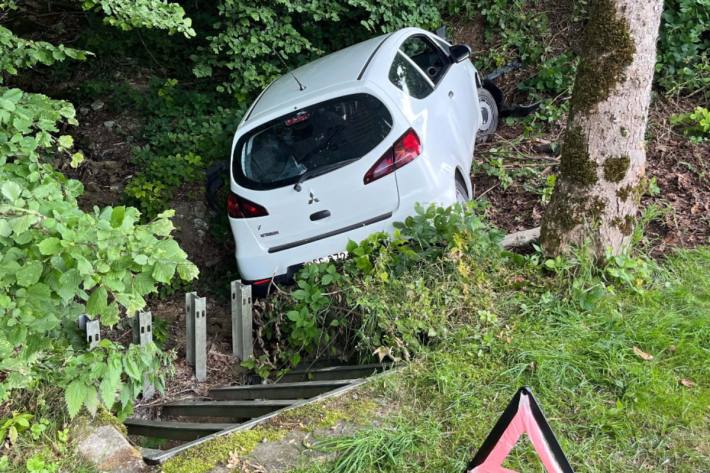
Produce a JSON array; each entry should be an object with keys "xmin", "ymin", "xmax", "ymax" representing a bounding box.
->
[{"xmin": 233, "ymin": 93, "xmax": 393, "ymax": 190}]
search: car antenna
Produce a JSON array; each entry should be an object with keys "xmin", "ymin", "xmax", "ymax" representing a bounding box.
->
[{"xmin": 273, "ymin": 48, "xmax": 305, "ymax": 91}]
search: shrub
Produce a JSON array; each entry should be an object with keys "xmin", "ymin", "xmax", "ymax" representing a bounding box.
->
[
  {"xmin": 657, "ymin": 0, "xmax": 710, "ymax": 96},
  {"xmin": 247, "ymin": 203, "xmax": 506, "ymax": 377},
  {"xmin": 0, "ymin": 1, "xmax": 198, "ymax": 420},
  {"xmin": 671, "ymin": 106, "xmax": 710, "ymax": 143},
  {"xmin": 193, "ymin": 0, "xmax": 441, "ymax": 99}
]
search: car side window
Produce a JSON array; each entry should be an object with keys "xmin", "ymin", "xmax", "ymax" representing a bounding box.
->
[
  {"xmin": 400, "ymin": 36, "xmax": 450, "ymax": 85},
  {"xmin": 388, "ymin": 52, "xmax": 434, "ymax": 99}
]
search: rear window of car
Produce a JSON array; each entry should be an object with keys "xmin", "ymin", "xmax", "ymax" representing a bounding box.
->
[{"xmin": 233, "ymin": 93, "xmax": 393, "ymax": 190}]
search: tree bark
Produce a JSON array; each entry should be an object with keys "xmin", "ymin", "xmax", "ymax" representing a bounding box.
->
[{"xmin": 540, "ymin": 0, "xmax": 663, "ymax": 257}]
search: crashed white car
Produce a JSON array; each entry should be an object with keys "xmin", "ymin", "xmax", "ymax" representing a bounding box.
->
[{"xmin": 227, "ymin": 27, "xmax": 497, "ymax": 287}]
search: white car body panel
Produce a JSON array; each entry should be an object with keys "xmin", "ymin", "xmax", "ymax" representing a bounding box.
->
[{"xmin": 229, "ymin": 27, "xmax": 483, "ymax": 281}]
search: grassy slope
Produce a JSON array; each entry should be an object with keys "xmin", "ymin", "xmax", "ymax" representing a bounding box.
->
[{"xmin": 293, "ymin": 247, "xmax": 709, "ymax": 472}]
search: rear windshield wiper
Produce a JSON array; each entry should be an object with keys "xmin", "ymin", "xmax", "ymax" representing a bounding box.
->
[{"xmin": 293, "ymin": 158, "xmax": 360, "ymax": 191}]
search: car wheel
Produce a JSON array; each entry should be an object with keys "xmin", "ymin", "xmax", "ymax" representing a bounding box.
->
[
  {"xmin": 455, "ymin": 177, "xmax": 469, "ymax": 203},
  {"xmin": 476, "ymin": 88, "xmax": 499, "ymax": 143}
]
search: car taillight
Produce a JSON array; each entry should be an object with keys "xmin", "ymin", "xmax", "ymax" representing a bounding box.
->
[
  {"xmin": 364, "ymin": 128, "xmax": 421, "ymax": 184},
  {"xmin": 227, "ymin": 191, "xmax": 269, "ymax": 218}
]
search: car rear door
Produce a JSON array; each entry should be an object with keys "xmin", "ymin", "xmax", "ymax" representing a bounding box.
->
[{"xmin": 232, "ymin": 93, "xmax": 400, "ymax": 254}]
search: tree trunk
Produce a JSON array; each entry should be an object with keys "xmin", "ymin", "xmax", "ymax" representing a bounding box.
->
[{"xmin": 540, "ymin": 0, "xmax": 663, "ymax": 257}]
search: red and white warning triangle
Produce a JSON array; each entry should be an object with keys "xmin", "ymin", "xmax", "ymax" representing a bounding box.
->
[{"xmin": 466, "ymin": 387, "xmax": 574, "ymax": 473}]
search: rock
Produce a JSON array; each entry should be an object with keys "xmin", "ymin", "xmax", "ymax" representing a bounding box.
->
[
  {"xmin": 103, "ymin": 120, "xmax": 115, "ymax": 130},
  {"xmin": 91, "ymin": 100, "xmax": 105, "ymax": 112},
  {"xmin": 193, "ymin": 218, "xmax": 209, "ymax": 230},
  {"xmin": 76, "ymin": 425, "xmax": 145, "ymax": 473},
  {"xmin": 79, "ymin": 107, "xmax": 90, "ymax": 115}
]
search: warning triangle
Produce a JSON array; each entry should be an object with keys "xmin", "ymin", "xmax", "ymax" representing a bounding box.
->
[{"xmin": 466, "ymin": 387, "xmax": 574, "ymax": 473}]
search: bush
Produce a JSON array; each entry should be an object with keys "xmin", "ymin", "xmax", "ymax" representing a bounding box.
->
[
  {"xmin": 0, "ymin": 1, "xmax": 198, "ymax": 422},
  {"xmin": 657, "ymin": 0, "xmax": 710, "ymax": 96},
  {"xmin": 193, "ymin": 0, "xmax": 441, "ymax": 99},
  {"xmin": 114, "ymin": 79, "xmax": 243, "ymax": 219},
  {"xmin": 671, "ymin": 106, "xmax": 710, "ymax": 143},
  {"xmin": 247, "ymin": 203, "xmax": 506, "ymax": 377}
]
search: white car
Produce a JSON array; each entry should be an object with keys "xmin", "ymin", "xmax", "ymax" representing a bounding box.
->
[{"xmin": 227, "ymin": 27, "xmax": 497, "ymax": 288}]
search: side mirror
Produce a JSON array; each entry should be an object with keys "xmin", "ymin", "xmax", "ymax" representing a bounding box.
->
[{"xmin": 450, "ymin": 44, "xmax": 471, "ymax": 63}]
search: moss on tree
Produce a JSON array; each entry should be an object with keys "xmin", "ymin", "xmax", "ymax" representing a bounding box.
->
[
  {"xmin": 612, "ymin": 215, "xmax": 635, "ymax": 235},
  {"xmin": 603, "ymin": 155, "xmax": 630, "ymax": 182},
  {"xmin": 617, "ymin": 185, "xmax": 632, "ymax": 201},
  {"xmin": 570, "ymin": 0, "xmax": 636, "ymax": 116},
  {"xmin": 560, "ymin": 126, "xmax": 597, "ymax": 187}
]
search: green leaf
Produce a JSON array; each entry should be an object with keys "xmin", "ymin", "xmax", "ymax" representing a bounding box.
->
[
  {"xmin": 111, "ymin": 206, "xmax": 126, "ymax": 228},
  {"xmin": 176, "ymin": 262, "xmax": 199, "ymax": 281},
  {"xmin": 57, "ymin": 269, "xmax": 81, "ymax": 302},
  {"xmin": 57, "ymin": 135, "xmax": 73, "ymax": 149},
  {"xmin": 16, "ymin": 261, "xmax": 43, "ymax": 287},
  {"xmin": 124, "ymin": 355, "xmax": 141, "ymax": 382},
  {"xmin": 84, "ymin": 387, "xmax": 98, "ymax": 416},
  {"xmin": 65, "ymin": 381, "xmax": 87, "ymax": 418},
  {"xmin": 1, "ymin": 181, "xmax": 21, "ymax": 202},
  {"xmin": 132, "ymin": 272, "xmax": 156, "ymax": 294},
  {"xmin": 38, "ymin": 237, "xmax": 62, "ymax": 255},
  {"xmin": 70, "ymin": 151, "xmax": 85, "ymax": 168},
  {"xmin": 86, "ymin": 287, "xmax": 108, "ymax": 316},
  {"xmin": 152, "ymin": 261, "xmax": 176, "ymax": 283},
  {"xmin": 0, "ymin": 219, "xmax": 11, "ymax": 237},
  {"xmin": 133, "ymin": 254, "xmax": 148, "ymax": 265},
  {"xmin": 76, "ymin": 256, "xmax": 93, "ymax": 275}
]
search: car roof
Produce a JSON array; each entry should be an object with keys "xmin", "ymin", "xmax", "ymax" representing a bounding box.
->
[{"xmin": 244, "ymin": 33, "xmax": 391, "ymax": 123}]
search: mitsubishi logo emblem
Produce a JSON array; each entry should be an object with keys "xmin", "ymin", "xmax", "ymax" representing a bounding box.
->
[{"xmin": 308, "ymin": 191, "xmax": 319, "ymax": 205}]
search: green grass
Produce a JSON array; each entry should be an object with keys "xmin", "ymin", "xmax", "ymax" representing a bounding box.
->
[{"xmin": 295, "ymin": 247, "xmax": 710, "ymax": 472}]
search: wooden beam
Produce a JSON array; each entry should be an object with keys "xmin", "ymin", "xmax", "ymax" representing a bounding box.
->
[{"xmin": 501, "ymin": 227, "xmax": 541, "ymax": 249}]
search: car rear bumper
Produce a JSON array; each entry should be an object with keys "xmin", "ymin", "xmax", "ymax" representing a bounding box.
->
[
  {"xmin": 230, "ymin": 154, "xmax": 459, "ymax": 282},
  {"xmin": 231, "ymin": 211, "xmax": 398, "ymax": 281}
]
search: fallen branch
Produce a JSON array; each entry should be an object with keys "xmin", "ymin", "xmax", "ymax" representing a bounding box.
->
[{"xmin": 501, "ymin": 227, "xmax": 541, "ymax": 248}]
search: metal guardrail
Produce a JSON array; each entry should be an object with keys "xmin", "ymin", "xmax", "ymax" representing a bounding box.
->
[{"xmin": 122, "ymin": 281, "xmax": 392, "ymax": 465}]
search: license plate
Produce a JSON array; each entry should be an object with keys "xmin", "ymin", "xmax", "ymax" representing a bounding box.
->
[{"xmin": 308, "ymin": 251, "xmax": 349, "ymax": 265}]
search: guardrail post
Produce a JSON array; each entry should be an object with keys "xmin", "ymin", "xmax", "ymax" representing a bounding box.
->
[
  {"xmin": 85, "ymin": 319, "xmax": 100, "ymax": 349},
  {"xmin": 132, "ymin": 311, "xmax": 155, "ymax": 399},
  {"xmin": 185, "ymin": 291, "xmax": 197, "ymax": 366},
  {"xmin": 133, "ymin": 311, "xmax": 153, "ymax": 345},
  {"xmin": 231, "ymin": 281, "xmax": 253, "ymax": 362},
  {"xmin": 193, "ymin": 296, "xmax": 207, "ymax": 382}
]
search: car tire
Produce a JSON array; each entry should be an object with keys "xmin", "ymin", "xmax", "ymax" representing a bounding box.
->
[
  {"xmin": 455, "ymin": 176, "xmax": 469, "ymax": 203},
  {"xmin": 476, "ymin": 88, "xmax": 499, "ymax": 143}
]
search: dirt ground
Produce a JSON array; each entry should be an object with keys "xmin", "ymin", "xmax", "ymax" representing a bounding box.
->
[{"xmin": 473, "ymin": 96, "xmax": 709, "ymax": 254}]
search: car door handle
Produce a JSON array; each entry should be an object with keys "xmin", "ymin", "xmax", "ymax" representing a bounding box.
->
[
  {"xmin": 310, "ymin": 210, "xmax": 331, "ymax": 221},
  {"xmin": 448, "ymin": 90, "xmax": 454, "ymax": 98}
]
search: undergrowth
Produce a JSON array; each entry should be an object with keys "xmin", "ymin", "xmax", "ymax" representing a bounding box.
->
[{"xmin": 291, "ymin": 245, "xmax": 709, "ymax": 472}]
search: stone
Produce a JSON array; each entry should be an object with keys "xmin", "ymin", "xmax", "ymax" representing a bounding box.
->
[
  {"xmin": 76, "ymin": 425, "xmax": 145, "ymax": 473},
  {"xmin": 91, "ymin": 100, "xmax": 104, "ymax": 111},
  {"xmin": 193, "ymin": 217, "xmax": 209, "ymax": 230},
  {"xmin": 103, "ymin": 120, "xmax": 115, "ymax": 130},
  {"xmin": 79, "ymin": 107, "xmax": 90, "ymax": 115}
]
